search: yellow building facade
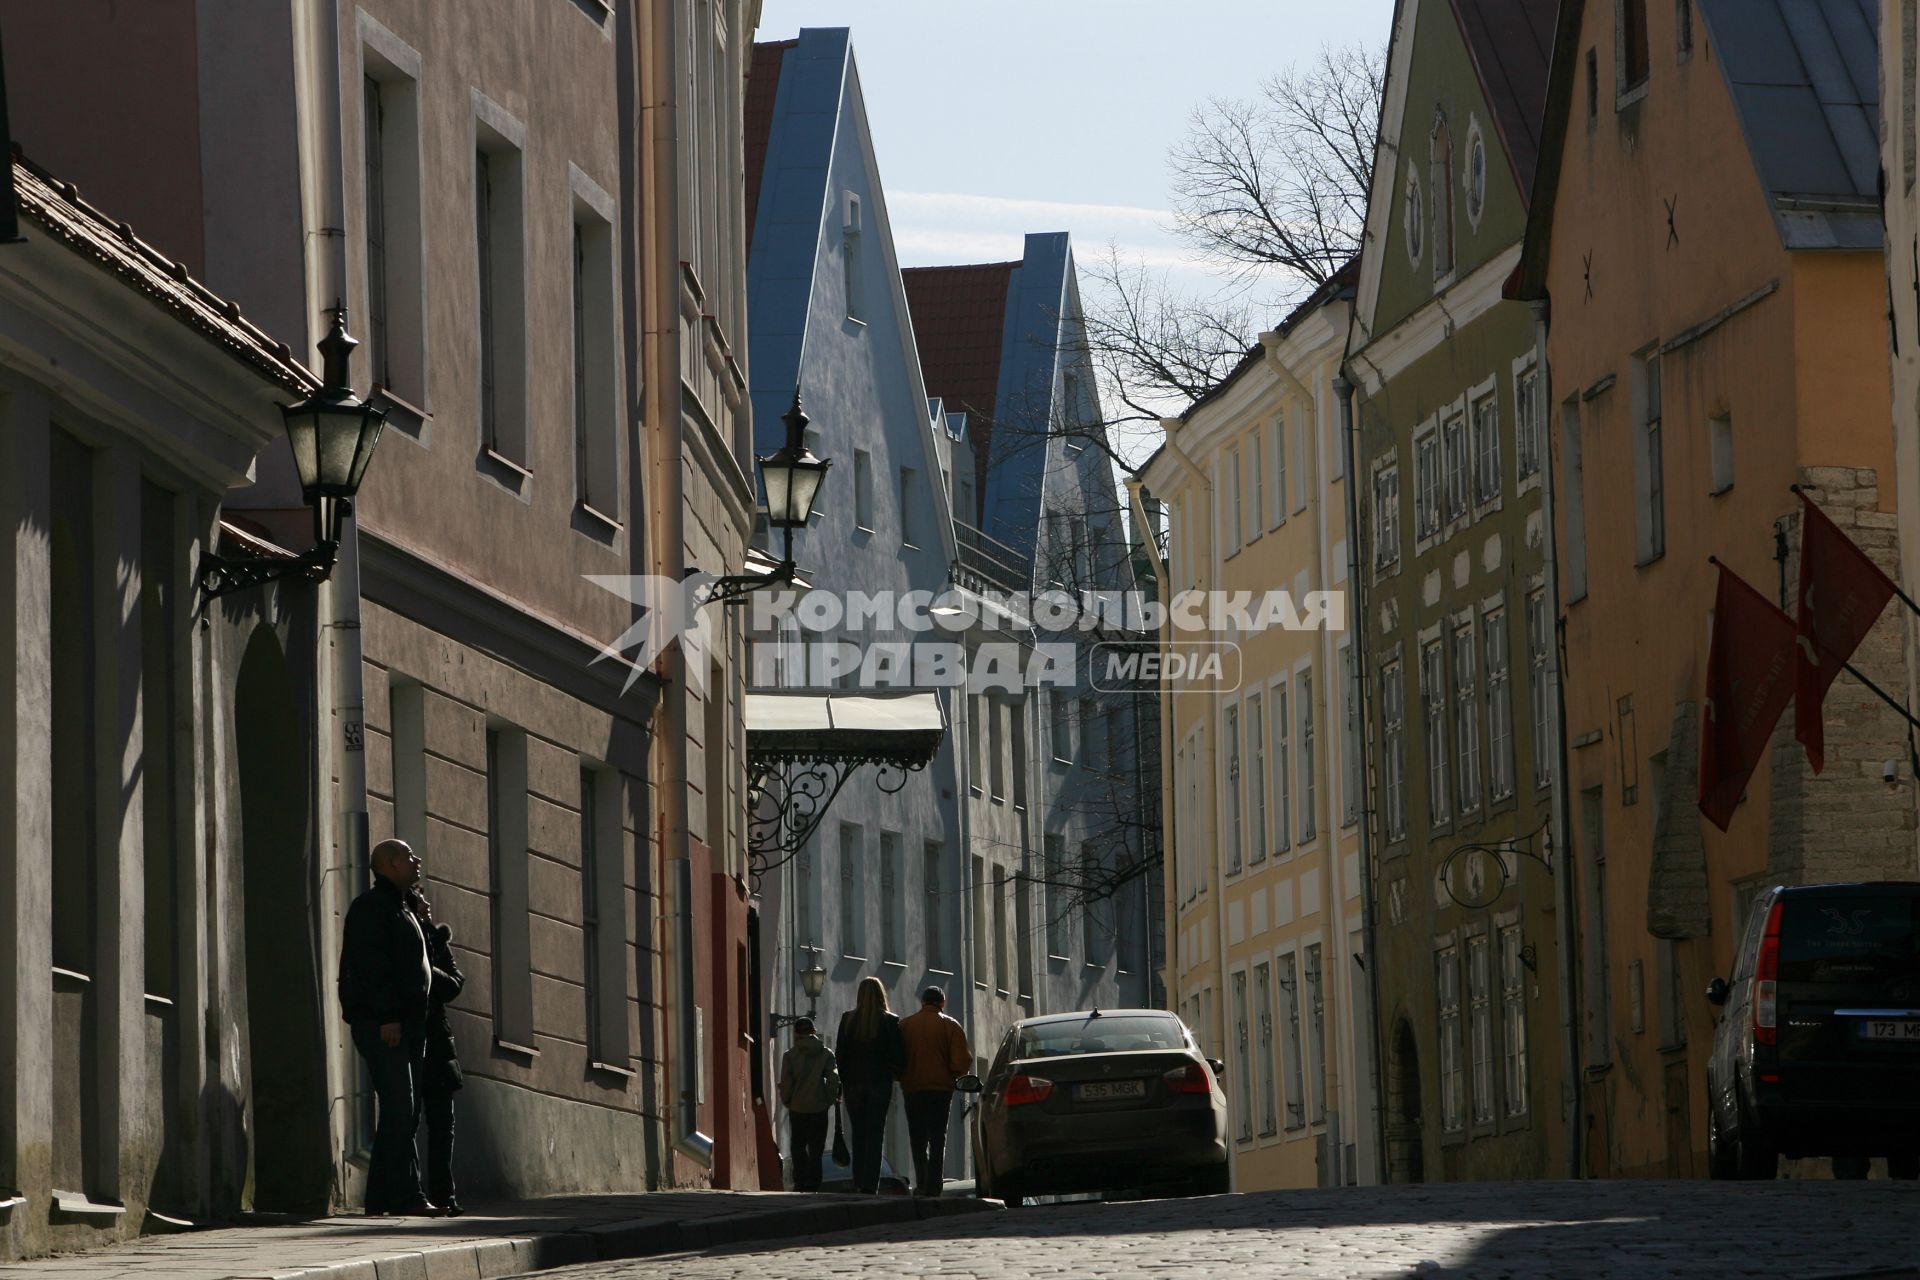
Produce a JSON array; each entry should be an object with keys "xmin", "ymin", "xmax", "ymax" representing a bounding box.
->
[{"xmin": 1140, "ymin": 275, "xmax": 1378, "ymax": 1189}]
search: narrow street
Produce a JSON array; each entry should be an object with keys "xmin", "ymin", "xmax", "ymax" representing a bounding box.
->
[{"xmin": 553, "ymin": 1183, "xmax": 1920, "ymax": 1280}]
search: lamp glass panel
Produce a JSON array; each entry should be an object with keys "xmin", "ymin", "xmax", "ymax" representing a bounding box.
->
[
  {"xmin": 801, "ymin": 964, "xmax": 826, "ymax": 999},
  {"xmin": 315, "ymin": 407, "xmax": 368, "ymax": 490},
  {"xmin": 762, "ymin": 461, "xmax": 796, "ymax": 527},
  {"xmin": 345, "ymin": 409, "xmax": 387, "ymax": 491},
  {"xmin": 787, "ymin": 459, "xmax": 827, "ymax": 523},
  {"xmin": 284, "ymin": 411, "xmax": 321, "ymax": 492}
]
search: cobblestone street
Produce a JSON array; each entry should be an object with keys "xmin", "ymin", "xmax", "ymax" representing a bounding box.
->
[{"xmin": 560, "ymin": 1182, "xmax": 1920, "ymax": 1280}]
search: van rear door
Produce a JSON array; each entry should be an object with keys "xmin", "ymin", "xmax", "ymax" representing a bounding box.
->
[{"xmin": 1777, "ymin": 889, "xmax": 1920, "ymax": 1098}]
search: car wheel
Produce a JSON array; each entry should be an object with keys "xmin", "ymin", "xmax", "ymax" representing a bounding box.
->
[
  {"xmin": 1734, "ymin": 1095, "xmax": 1777, "ymax": 1180},
  {"xmin": 1887, "ymin": 1153, "xmax": 1920, "ymax": 1180},
  {"xmin": 1188, "ymin": 1165, "xmax": 1230, "ymax": 1196},
  {"xmin": 995, "ymin": 1174, "xmax": 1026, "ymax": 1207},
  {"xmin": 1707, "ymin": 1095, "xmax": 1739, "ymax": 1180}
]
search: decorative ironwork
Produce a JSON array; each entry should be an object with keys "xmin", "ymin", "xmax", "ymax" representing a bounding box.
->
[
  {"xmin": 199, "ymin": 540, "xmax": 337, "ymax": 602},
  {"xmin": 746, "ymin": 750, "xmax": 931, "ymax": 888},
  {"xmin": 1435, "ymin": 822, "xmax": 1553, "ymax": 910}
]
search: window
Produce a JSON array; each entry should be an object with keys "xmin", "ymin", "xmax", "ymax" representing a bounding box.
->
[
  {"xmin": 1010, "ymin": 697, "xmax": 1031, "ymax": 810},
  {"xmin": 1430, "ymin": 113, "xmax": 1454, "ymax": 278},
  {"xmin": 1906, "ymin": 0, "xmax": 1918, "ymax": 191},
  {"xmin": 1515, "ymin": 364, "xmax": 1540, "ymax": 481},
  {"xmin": 364, "ymin": 76, "xmax": 392, "ymax": 387},
  {"xmin": 1049, "ymin": 690, "xmax": 1072, "ymax": 762},
  {"xmin": 1255, "ymin": 963, "xmax": 1279, "ymax": 1135},
  {"xmin": 1442, "ymin": 412, "xmax": 1469, "ymax": 521},
  {"xmin": 1709, "ymin": 413, "xmax": 1734, "ymax": 494},
  {"xmin": 1374, "ymin": 465, "xmax": 1401, "ymax": 570},
  {"xmin": 1676, "ymin": 0, "xmax": 1694, "ymax": 58},
  {"xmin": 971, "ymin": 854, "xmax": 989, "ymax": 978},
  {"xmin": 1279, "ymin": 953, "xmax": 1307, "ymax": 1129},
  {"xmin": 1635, "ymin": 353, "xmax": 1665, "ymax": 562},
  {"xmin": 361, "ymin": 43, "xmax": 425, "ymax": 406},
  {"xmin": 572, "ymin": 197, "xmax": 618, "ymax": 518},
  {"xmin": 1415, "ymin": 429, "xmax": 1441, "ymax": 539},
  {"xmin": 1562, "ymin": 399, "xmax": 1588, "ymax": 600},
  {"xmin": 798, "ymin": 834, "xmax": 823, "ymax": 951},
  {"xmin": 925, "ymin": 841, "xmax": 947, "ymax": 970},
  {"xmin": 474, "ymin": 121, "xmax": 527, "ymax": 465},
  {"xmin": 1298, "ymin": 668, "xmax": 1317, "ymax": 842},
  {"xmin": 967, "ymin": 693, "xmax": 983, "ymax": 792},
  {"xmin": 1618, "ymin": 0, "xmax": 1651, "ymax": 99},
  {"xmin": 1248, "ymin": 431, "xmax": 1265, "ymax": 542},
  {"xmin": 1079, "ymin": 696, "xmax": 1100, "ymax": 772},
  {"xmin": 1487, "ymin": 608, "xmax": 1515, "ymax": 802},
  {"xmin": 1404, "ymin": 167, "xmax": 1425, "ymax": 266},
  {"xmin": 1464, "ymin": 122, "xmax": 1487, "ymax": 226},
  {"xmin": 900, "ymin": 467, "xmax": 919, "ymax": 545},
  {"xmin": 1382, "ymin": 661, "xmax": 1408, "ymax": 841},
  {"xmin": 580, "ymin": 765, "xmax": 627, "ymax": 1065},
  {"xmin": 1080, "ymin": 843, "xmax": 1108, "ymax": 964},
  {"xmin": 988, "ymin": 696, "xmax": 1005, "ymax": 800},
  {"xmin": 854, "ymin": 449, "xmax": 874, "ymax": 529},
  {"xmin": 1501, "ymin": 924, "xmax": 1530, "ymax": 1115},
  {"xmin": 839, "ymin": 822, "xmax": 864, "ymax": 957},
  {"xmin": 1044, "ymin": 834, "xmax": 1069, "ymax": 958},
  {"xmin": 992, "ymin": 866, "xmax": 1009, "ymax": 992},
  {"xmin": 1437, "ymin": 943, "xmax": 1465, "ymax": 1131},
  {"xmin": 1224, "ymin": 704, "xmax": 1243, "ymax": 875},
  {"xmin": 1472, "ymin": 393, "xmax": 1500, "ymax": 506},
  {"xmin": 1580, "ymin": 789, "xmax": 1612, "ymax": 1066},
  {"xmin": 1292, "ymin": 402, "xmax": 1309, "ymax": 514},
  {"xmin": 1272, "ymin": 680, "xmax": 1292, "ymax": 854},
  {"xmin": 1227, "ymin": 447, "xmax": 1244, "ymax": 555},
  {"xmin": 1528, "ymin": 590, "xmax": 1553, "ymax": 790},
  {"xmin": 1422, "ymin": 640, "xmax": 1451, "ymax": 827},
  {"xmin": 486, "ymin": 728, "xmax": 534, "ymax": 1050},
  {"xmin": 1586, "ymin": 47, "xmax": 1600, "ymax": 123},
  {"xmin": 1454, "ymin": 622, "xmax": 1481, "ymax": 816},
  {"xmin": 881, "ymin": 831, "xmax": 903, "ymax": 963},
  {"xmin": 1232, "ymin": 972, "xmax": 1254, "ymax": 1142},
  {"xmin": 842, "ymin": 191, "xmax": 862, "ymax": 320},
  {"xmin": 1272, "ymin": 415, "xmax": 1288, "ymax": 528},
  {"xmin": 1341, "ymin": 647, "xmax": 1361, "ymax": 826},
  {"xmin": 1247, "ymin": 694, "xmax": 1268, "ymax": 865},
  {"xmin": 1304, "ymin": 943, "xmax": 1327, "ymax": 1124},
  {"xmin": 1469, "ymin": 934, "xmax": 1494, "ymax": 1125}
]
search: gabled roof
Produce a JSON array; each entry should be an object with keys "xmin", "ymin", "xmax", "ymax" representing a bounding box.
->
[
  {"xmin": 743, "ymin": 39, "xmax": 797, "ymax": 258},
  {"xmin": 902, "ymin": 260, "xmax": 1017, "ymax": 477},
  {"xmin": 1451, "ymin": 0, "xmax": 1557, "ymax": 194}
]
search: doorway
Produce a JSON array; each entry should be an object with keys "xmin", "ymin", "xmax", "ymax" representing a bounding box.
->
[
  {"xmin": 234, "ymin": 627, "xmax": 329, "ymax": 1212},
  {"xmin": 1388, "ymin": 1017, "xmax": 1424, "ymax": 1184}
]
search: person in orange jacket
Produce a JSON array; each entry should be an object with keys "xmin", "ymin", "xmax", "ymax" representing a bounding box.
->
[{"xmin": 897, "ymin": 986, "xmax": 972, "ymax": 1197}]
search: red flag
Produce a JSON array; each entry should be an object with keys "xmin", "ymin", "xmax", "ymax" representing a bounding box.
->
[
  {"xmin": 1700, "ymin": 564, "xmax": 1798, "ymax": 832},
  {"xmin": 1794, "ymin": 493, "xmax": 1897, "ymax": 772}
]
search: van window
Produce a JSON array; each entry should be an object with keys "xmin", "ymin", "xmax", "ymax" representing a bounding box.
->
[
  {"xmin": 1779, "ymin": 895, "xmax": 1920, "ymax": 985},
  {"xmin": 1732, "ymin": 890, "xmax": 1773, "ymax": 981}
]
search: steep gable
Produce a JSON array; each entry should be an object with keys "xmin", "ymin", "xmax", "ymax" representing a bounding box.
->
[{"xmin": 902, "ymin": 259, "xmax": 1017, "ymax": 513}]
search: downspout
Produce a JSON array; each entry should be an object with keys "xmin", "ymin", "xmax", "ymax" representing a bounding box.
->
[
  {"xmin": 1126, "ymin": 476, "xmax": 1169, "ymax": 1008},
  {"xmin": 1531, "ymin": 295, "xmax": 1584, "ymax": 1180},
  {"xmin": 1333, "ymin": 371, "xmax": 1387, "ymax": 1185}
]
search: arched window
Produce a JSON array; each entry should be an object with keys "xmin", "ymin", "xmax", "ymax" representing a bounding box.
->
[
  {"xmin": 1403, "ymin": 168, "xmax": 1424, "ymax": 267},
  {"xmin": 1430, "ymin": 112, "xmax": 1455, "ymax": 279}
]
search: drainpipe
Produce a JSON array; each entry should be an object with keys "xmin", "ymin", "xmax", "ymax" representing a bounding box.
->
[
  {"xmin": 1333, "ymin": 371, "xmax": 1387, "ymax": 1186},
  {"xmin": 1531, "ymin": 296, "xmax": 1583, "ymax": 1180},
  {"xmin": 1126, "ymin": 476, "xmax": 1168, "ymax": 1008}
]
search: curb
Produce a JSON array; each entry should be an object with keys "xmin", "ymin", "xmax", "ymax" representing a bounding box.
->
[{"xmin": 256, "ymin": 1196, "xmax": 1000, "ymax": 1280}]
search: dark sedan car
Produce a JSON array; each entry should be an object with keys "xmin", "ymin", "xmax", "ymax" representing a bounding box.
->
[
  {"xmin": 971, "ymin": 1009, "xmax": 1229, "ymax": 1204},
  {"xmin": 1706, "ymin": 881, "xmax": 1920, "ymax": 1179}
]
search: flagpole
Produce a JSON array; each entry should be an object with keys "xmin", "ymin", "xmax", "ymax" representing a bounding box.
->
[
  {"xmin": 1789, "ymin": 484, "xmax": 1920, "ymax": 619},
  {"xmin": 1710, "ymin": 553, "xmax": 1920, "ymax": 734}
]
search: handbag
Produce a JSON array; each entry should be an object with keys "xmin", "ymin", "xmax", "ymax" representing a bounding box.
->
[{"xmin": 831, "ymin": 1102, "xmax": 850, "ymax": 1167}]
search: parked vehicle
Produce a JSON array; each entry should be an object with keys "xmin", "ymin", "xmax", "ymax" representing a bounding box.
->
[
  {"xmin": 971, "ymin": 1009, "xmax": 1229, "ymax": 1204},
  {"xmin": 1706, "ymin": 882, "xmax": 1920, "ymax": 1179}
]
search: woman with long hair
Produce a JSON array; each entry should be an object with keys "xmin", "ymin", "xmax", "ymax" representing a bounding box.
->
[{"xmin": 834, "ymin": 976, "xmax": 905, "ymax": 1193}]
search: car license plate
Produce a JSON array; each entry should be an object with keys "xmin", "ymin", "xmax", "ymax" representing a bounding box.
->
[
  {"xmin": 1860, "ymin": 1020, "xmax": 1920, "ymax": 1041},
  {"xmin": 1075, "ymin": 1079, "xmax": 1145, "ymax": 1101}
]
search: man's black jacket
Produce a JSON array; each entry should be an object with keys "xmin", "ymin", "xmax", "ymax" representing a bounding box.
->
[{"xmin": 338, "ymin": 876, "xmax": 431, "ymax": 1027}]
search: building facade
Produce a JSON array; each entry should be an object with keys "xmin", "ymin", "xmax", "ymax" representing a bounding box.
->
[
  {"xmin": 1348, "ymin": 0, "xmax": 1570, "ymax": 1184},
  {"xmin": 1519, "ymin": 0, "xmax": 1912, "ymax": 1177},
  {"xmin": 1143, "ymin": 273, "xmax": 1378, "ymax": 1191}
]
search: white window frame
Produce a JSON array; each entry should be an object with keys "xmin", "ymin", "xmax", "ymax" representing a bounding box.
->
[
  {"xmin": 358, "ymin": 16, "xmax": 429, "ymax": 417},
  {"xmin": 1485, "ymin": 602, "xmax": 1515, "ymax": 803},
  {"xmin": 1381, "ymin": 654, "xmax": 1408, "ymax": 842},
  {"xmin": 570, "ymin": 166, "xmax": 620, "ymax": 524},
  {"xmin": 473, "ymin": 93, "xmax": 530, "ymax": 472},
  {"xmin": 1421, "ymin": 634, "xmax": 1451, "ymax": 829},
  {"xmin": 1270, "ymin": 677, "xmax": 1292, "ymax": 855},
  {"xmin": 1246, "ymin": 691, "xmax": 1268, "ymax": 866},
  {"xmin": 1453, "ymin": 616, "xmax": 1481, "ymax": 817},
  {"xmin": 1500, "ymin": 921, "xmax": 1530, "ymax": 1117},
  {"xmin": 1469, "ymin": 375, "xmax": 1502, "ymax": 513},
  {"xmin": 1513, "ymin": 355, "xmax": 1542, "ymax": 490},
  {"xmin": 1223, "ymin": 702, "xmax": 1243, "ymax": 876},
  {"xmin": 1413, "ymin": 418, "xmax": 1442, "ymax": 545},
  {"xmin": 1437, "ymin": 938, "xmax": 1465, "ymax": 1132},
  {"xmin": 1372, "ymin": 457, "xmax": 1401, "ymax": 575}
]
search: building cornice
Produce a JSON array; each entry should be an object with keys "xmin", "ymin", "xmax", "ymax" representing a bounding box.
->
[{"xmin": 1348, "ymin": 244, "xmax": 1522, "ymax": 397}]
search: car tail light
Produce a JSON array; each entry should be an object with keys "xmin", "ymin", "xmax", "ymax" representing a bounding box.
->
[
  {"xmin": 1003, "ymin": 1074, "xmax": 1053, "ymax": 1106},
  {"xmin": 1164, "ymin": 1063, "xmax": 1213, "ymax": 1095},
  {"xmin": 1754, "ymin": 899, "xmax": 1783, "ymax": 1046}
]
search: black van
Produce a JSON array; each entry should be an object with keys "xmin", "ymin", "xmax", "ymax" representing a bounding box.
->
[{"xmin": 1706, "ymin": 881, "xmax": 1920, "ymax": 1179}]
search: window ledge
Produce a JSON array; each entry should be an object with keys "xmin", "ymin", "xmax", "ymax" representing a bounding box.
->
[
  {"xmin": 373, "ymin": 386, "xmax": 432, "ymax": 438},
  {"xmin": 481, "ymin": 446, "xmax": 532, "ymax": 480},
  {"xmin": 495, "ymin": 1038, "xmax": 541, "ymax": 1060},
  {"xmin": 50, "ymin": 1192, "xmax": 123, "ymax": 1221},
  {"xmin": 589, "ymin": 1059, "xmax": 637, "ymax": 1080},
  {"xmin": 880, "ymin": 959, "xmax": 909, "ymax": 971},
  {"xmin": 841, "ymin": 953, "xmax": 868, "ymax": 964},
  {"xmin": 1616, "ymin": 81, "xmax": 1650, "ymax": 112},
  {"xmin": 576, "ymin": 502, "xmax": 622, "ymax": 535}
]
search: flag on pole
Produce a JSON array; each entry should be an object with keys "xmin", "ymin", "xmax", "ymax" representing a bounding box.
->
[
  {"xmin": 1700, "ymin": 563, "xmax": 1798, "ymax": 832},
  {"xmin": 1794, "ymin": 492, "xmax": 1897, "ymax": 772}
]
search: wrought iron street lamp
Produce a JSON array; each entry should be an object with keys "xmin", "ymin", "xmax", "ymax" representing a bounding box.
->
[
  {"xmin": 200, "ymin": 307, "xmax": 388, "ymax": 600},
  {"xmin": 769, "ymin": 956, "xmax": 829, "ymax": 1032},
  {"xmin": 707, "ymin": 390, "xmax": 830, "ymax": 606}
]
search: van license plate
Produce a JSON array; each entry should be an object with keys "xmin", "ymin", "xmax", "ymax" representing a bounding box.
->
[
  {"xmin": 1076, "ymin": 1080, "xmax": 1146, "ymax": 1101},
  {"xmin": 1860, "ymin": 1020, "xmax": 1920, "ymax": 1041}
]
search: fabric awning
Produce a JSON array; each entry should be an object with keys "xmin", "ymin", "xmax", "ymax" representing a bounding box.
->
[{"xmin": 745, "ymin": 691, "xmax": 945, "ymax": 768}]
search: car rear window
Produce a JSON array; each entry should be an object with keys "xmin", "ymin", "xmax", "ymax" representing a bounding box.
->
[
  {"xmin": 1779, "ymin": 896, "xmax": 1920, "ymax": 985},
  {"xmin": 1014, "ymin": 1016, "xmax": 1186, "ymax": 1058}
]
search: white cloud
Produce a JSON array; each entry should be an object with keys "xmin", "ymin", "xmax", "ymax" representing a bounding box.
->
[{"xmin": 888, "ymin": 190, "xmax": 1174, "ymax": 230}]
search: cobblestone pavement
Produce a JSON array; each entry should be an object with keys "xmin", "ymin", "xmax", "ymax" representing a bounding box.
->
[{"xmin": 555, "ymin": 1181, "xmax": 1920, "ymax": 1280}]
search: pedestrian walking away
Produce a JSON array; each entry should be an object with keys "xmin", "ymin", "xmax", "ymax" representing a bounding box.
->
[
  {"xmin": 408, "ymin": 887, "xmax": 466, "ymax": 1215},
  {"xmin": 337, "ymin": 838, "xmax": 438, "ymax": 1217},
  {"xmin": 777, "ymin": 1017, "xmax": 841, "ymax": 1191},
  {"xmin": 835, "ymin": 975, "xmax": 906, "ymax": 1193},
  {"xmin": 899, "ymin": 985, "xmax": 972, "ymax": 1198}
]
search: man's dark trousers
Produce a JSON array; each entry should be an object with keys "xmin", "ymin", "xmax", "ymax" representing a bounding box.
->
[
  {"xmin": 352, "ymin": 1022, "xmax": 427, "ymax": 1212},
  {"xmin": 904, "ymin": 1089, "xmax": 954, "ymax": 1197},
  {"xmin": 788, "ymin": 1110, "xmax": 830, "ymax": 1191}
]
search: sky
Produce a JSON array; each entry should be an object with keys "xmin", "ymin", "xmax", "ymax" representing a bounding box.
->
[{"xmin": 758, "ymin": 1, "xmax": 1398, "ymax": 304}]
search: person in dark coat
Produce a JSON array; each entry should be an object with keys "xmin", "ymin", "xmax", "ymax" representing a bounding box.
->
[
  {"xmin": 337, "ymin": 838, "xmax": 437, "ymax": 1216},
  {"xmin": 834, "ymin": 975, "xmax": 905, "ymax": 1193},
  {"xmin": 406, "ymin": 887, "xmax": 465, "ymax": 1216}
]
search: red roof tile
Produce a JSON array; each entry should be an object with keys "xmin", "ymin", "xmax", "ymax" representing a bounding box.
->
[
  {"xmin": 902, "ymin": 260, "xmax": 1017, "ymax": 518},
  {"xmin": 744, "ymin": 39, "xmax": 797, "ymax": 257}
]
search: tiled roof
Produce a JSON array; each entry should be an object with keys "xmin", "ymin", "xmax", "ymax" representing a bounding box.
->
[
  {"xmin": 1451, "ymin": 0, "xmax": 1556, "ymax": 195},
  {"xmin": 744, "ymin": 39, "xmax": 797, "ymax": 258},
  {"xmin": 11, "ymin": 149, "xmax": 316, "ymax": 393},
  {"xmin": 902, "ymin": 260, "xmax": 1017, "ymax": 509}
]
